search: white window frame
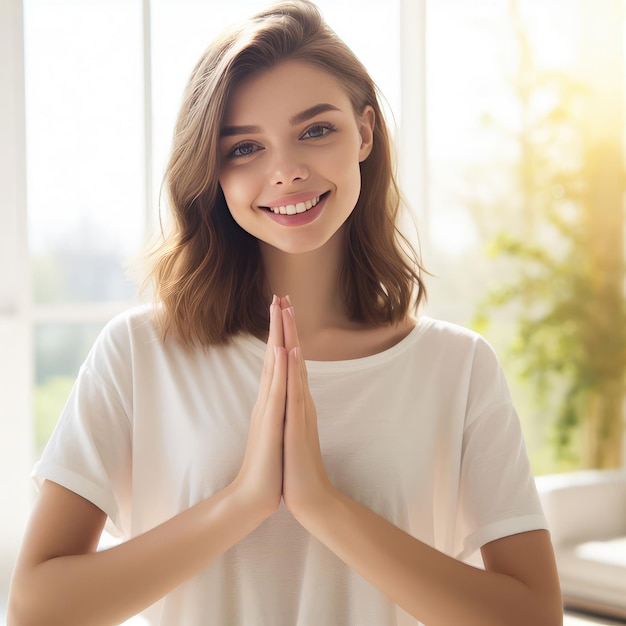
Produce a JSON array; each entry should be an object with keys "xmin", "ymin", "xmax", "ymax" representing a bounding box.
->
[{"xmin": 0, "ymin": 0, "xmax": 32, "ymax": 597}]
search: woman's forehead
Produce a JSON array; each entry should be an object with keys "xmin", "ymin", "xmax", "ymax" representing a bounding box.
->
[{"xmin": 223, "ymin": 60, "xmax": 352, "ymax": 126}]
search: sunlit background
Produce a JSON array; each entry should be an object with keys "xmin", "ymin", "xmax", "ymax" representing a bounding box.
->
[{"xmin": 1, "ymin": 0, "xmax": 625, "ymax": 620}]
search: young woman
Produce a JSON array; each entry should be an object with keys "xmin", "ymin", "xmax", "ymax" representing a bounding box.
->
[{"xmin": 9, "ymin": 2, "xmax": 563, "ymax": 625}]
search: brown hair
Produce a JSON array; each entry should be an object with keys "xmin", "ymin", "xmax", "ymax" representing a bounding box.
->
[{"xmin": 148, "ymin": 0, "xmax": 427, "ymax": 346}]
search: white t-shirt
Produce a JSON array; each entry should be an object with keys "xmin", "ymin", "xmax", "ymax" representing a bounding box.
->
[{"xmin": 34, "ymin": 306, "xmax": 547, "ymax": 626}]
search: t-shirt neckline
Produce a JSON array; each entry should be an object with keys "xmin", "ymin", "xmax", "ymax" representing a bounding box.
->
[{"xmin": 234, "ymin": 315, "xmax": 432, "ymax": 373}]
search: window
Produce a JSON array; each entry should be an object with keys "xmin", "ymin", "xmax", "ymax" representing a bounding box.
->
[{"xmin": 24, "ymin": 0, "xmax": 146, "ymax": 460}]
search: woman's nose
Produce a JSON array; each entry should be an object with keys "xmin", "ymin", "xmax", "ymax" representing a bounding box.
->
[{"xmin": 270, "ymin": 148, "xmax": 309, "ymax": 186}]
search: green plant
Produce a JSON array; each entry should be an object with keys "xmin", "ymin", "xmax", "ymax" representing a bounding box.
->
[{"xmin": 474, "ymin": 1, "xmax": 626, "ymax": 469}]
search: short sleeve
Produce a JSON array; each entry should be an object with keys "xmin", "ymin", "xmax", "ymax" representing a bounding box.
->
[
  {"xmin": 33, "ymin": 323, "xmax": 133, "ymax": 539},
  {"xmin": 455, "ymin": 338, "xmax": 548, "ymax": 560}
]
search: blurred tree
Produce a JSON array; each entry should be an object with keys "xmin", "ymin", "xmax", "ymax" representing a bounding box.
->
[{"xmin": 475, "ymin": 0, "xmax": 626, "ymax": 469}]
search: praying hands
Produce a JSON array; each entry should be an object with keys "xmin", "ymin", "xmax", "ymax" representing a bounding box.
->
[{"xmin": 234, "ymin": 295, "xmax": 332, "ymax": 525}]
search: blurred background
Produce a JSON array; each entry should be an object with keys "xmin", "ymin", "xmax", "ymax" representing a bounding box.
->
[{"xmin": 1, "ymin": 0, "xmax": 625, "ymax": 620}]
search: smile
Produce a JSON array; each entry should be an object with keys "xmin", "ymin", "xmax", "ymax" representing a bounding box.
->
[{"xmin": 264, "ymin": 193, "xmax": 327, "ymax": 215}]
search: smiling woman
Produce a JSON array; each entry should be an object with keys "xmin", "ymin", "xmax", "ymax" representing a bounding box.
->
[{"xmin": 7, "ymin": 3, "xmax": 563, "ymax": 626}]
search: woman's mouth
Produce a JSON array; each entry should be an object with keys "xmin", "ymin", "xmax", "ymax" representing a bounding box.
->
[
  {"xmin": 261, "ymin": 192, "xmax": 330, "ymax": 226},
  {"xmin": 263, "ymin": 192, "xmax": 330, "ymax": 215}
]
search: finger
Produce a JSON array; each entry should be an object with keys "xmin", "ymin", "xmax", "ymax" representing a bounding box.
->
[
  {"xmin": 294, "ymin": 347, "xmax": 315, "ymax": 423},
  {"xmin": 297, "ymin": 336, "xmax": 309, "ymax": 382},
  {"xmin": 279, "ymin": 298, "xmax": 309, "ymax": 382},
  {"xmin": 281, "ymin": 303, "xmax": 300, "ymax": 355},
  {"xmin": 257, "ymin": 297, "xmax": 282, "ymax": 407},
  {"xmin": 268, "ymin": 295, "xmax": 285, "ymax": 350},
  {"xmin": 266, "ymin": 346, "xmax": 287, "ymax": 432},
  {"xmin": 286, "ymin": 347, "xmax": 306, "ymax": 434}
]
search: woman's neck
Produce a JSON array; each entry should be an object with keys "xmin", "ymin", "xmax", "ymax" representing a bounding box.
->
[
  {"xmin": 259, "ymin": 229, "xmax": 416, "ymax": 361},
  {"xmin": 260, "ymin": 230, "xmax": 350, "ymax": 342}
]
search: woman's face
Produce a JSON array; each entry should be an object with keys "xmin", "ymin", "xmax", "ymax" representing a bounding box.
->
[{"xmin": 218, "ymin": 60, "xmax": 374, "ymax": 255}]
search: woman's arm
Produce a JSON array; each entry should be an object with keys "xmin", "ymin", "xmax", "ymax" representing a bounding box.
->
[
  {"xmin": 280, "ymin": 302, "xmax": 562, "ymax": 626},
  {"xmin": 296, "ymin": 489, "xmax": 562, "ymax": 626},
  {"xmin": 9, "ymin": 298, "xmax": 288, "ymax": 626},
  {"xmin": 8, "ymin": 478, "xmax": 266, "ymax": 626}
]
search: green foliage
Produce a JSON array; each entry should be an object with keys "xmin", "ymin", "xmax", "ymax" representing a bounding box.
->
[
  {"xmin": 473, "ymin": 2, "xmax": 626, "ymax": 468},
  {"xmin": 477, "ymin": 226, "xmax": 626, "ymax": 464}
]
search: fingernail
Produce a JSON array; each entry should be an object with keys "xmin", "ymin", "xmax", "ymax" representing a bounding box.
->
[
  {"xmin": 272, "ymin": 294, "xmax": 279, "ymax": 306},
  {"xmin": 285, "ymin": 294, "xmax": 292, "ymax": 306}
]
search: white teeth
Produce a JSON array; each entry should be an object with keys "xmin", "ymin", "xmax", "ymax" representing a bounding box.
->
[{"xmin": 270, "ymin": 195, "xmax": 321, "ymax": 216}]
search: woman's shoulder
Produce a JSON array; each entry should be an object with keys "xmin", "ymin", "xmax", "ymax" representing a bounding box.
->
[
  {"xmin": 82, "ymin": 304, "xmax": 162, "ymax": 373},
  {"xmin": 97, "ymin": 303, "xmax": 158, "ymax": 347},
  {"xmin": 416, "ymin": 315, "xmax": 493, "ymax": 349},
  {"xmin": 409, "ymin": 315, "xmax": 502, "ymax": 373},
  {"xmin": 416, "ymin": 315, "xmax": 480, "ymax": 339},
  {"xmin": 418, "ymin": 316, "xmax": 510, "ymax": 394},
  {"xmin": 95, "ymin": 304, "xmax": 253, "ymax": 364}
]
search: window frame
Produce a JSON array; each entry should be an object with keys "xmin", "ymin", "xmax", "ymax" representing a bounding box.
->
[{"xmin": 0, "ymin": 0, "xmax": 33, "ymax": 597}]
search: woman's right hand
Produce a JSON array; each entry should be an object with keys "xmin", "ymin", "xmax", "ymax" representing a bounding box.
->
[
  {"xmin": 8, "ymin": 297, "xmax": 289, "ymax": 626},
  {"xmin": 232, "ymin": 295, "xmax": 286, "ymax": 518}
]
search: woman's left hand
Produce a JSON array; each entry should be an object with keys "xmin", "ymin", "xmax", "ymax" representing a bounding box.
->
[{"xmin": 280, "ymin": 299, "xmax": 334, "ymax": 522}]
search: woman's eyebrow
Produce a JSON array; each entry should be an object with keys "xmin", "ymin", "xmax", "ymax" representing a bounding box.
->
[
  {"xmin": 220, "ymin": 103, "xmax": 342, "ymax": 137},
  {"xmin": 289, "ymin": 103, "xmax": 341, "ymax": 125},
  {"xmin": 220, "ymin": 124, "xmax": 261, "ymax": 138}
]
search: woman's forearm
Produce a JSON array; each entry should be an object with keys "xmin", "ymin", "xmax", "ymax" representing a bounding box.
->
[
  {"xmin": 295, "ymin": 488, "xmax": 562, "ymax": 626},
  {"xmin": 9, "ymin": 481, "xmax": 268, "ymax": 626}
]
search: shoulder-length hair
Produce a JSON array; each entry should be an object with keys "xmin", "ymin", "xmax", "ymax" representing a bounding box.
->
[{"xmin": 148, "ymin": 0, "xmax": 427, "ymax": 347}]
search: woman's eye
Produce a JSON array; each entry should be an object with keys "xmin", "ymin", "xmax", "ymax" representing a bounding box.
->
[
  {"xmin": 229, "ymin": 142, "xmax": 261, "ymax": 159},
  {"xmin": 301, "ymin": 123, "xmax": 336, "ymax": 140}
]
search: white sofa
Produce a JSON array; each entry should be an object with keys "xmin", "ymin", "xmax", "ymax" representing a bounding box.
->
[{"xmin": 536, "ymin": 470, "xmax": 626, "ymax": 620}]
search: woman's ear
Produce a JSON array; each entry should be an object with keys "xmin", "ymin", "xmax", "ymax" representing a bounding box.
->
[{"xmin": 358, "ymin": 105, "xmax": 375, "ymax": 162}]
